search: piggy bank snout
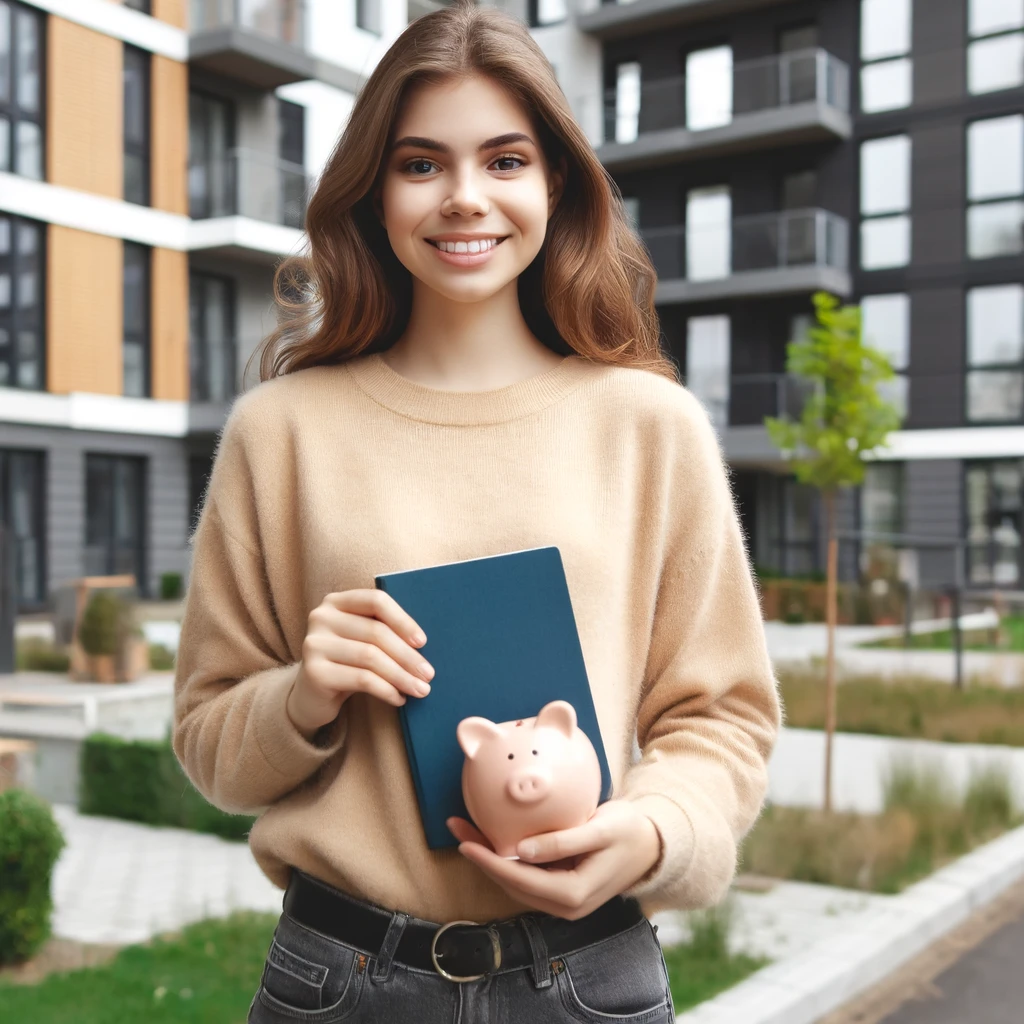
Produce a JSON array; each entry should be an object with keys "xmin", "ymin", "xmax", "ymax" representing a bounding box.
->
[{"xmin": 506, "ymin": 769, "xmax": 551, "ymax": 804}]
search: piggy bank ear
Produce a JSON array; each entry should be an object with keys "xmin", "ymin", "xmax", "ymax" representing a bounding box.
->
[
  {"xmin": 457, "ymin": 717, "xmax": 503, "ymax": 759},
  {"xmin": 535, "ymin": 700, "xmax": 577, "ymax": 737}
]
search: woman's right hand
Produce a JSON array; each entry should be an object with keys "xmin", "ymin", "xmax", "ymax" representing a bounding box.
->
[{"xmin": 286, "ymin": 589, "xmax": 434, "ymax": 738}]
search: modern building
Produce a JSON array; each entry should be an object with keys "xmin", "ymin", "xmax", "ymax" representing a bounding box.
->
[
  {"xmin": 522, "ymin": 0, "xmax": 1024, "ymax": 591},
  {"xmin": 0, "ymin": 0, "xmax": 443, "ymax": 611}
]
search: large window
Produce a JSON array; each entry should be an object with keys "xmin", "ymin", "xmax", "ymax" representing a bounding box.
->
[
  {"xmin": 0, "ymin": 1, "xmax": 44, "ymax": 180},
  {"xmin": 860, "ymin": 0, "xmax": 913, "ymax": 113},
  {"xmin": 278, "ymin": 98, "xmax": 306, "ymax": 230},
  {"xmin": 967, "ymin": 115, "xmax": 1024, "ymax": 259},
  {"xmin": 189, "ymin": 91, "xmax": 236, "ymax": 219},
  {"xmin": 612, "ymin": 61, "xmax": 640, "ymax": 144},
  {"xmin": 686, "ymin": 45, "xmax": 732, "ymax": 130},
  {"xmin": 0, "ymin": 448, "xmax": 45, "ymax": 609},
  {"xmin": 861, "ymin": 462, "xmax": 904, "ymax": 539},
  {"xmin": 685, "ymin": 315, "xmax": 730, "ymax": 429},
  {"xmin": 860, "ymin": 135, "xmax": 911, "ymax": 269},
  {"xmin": 188, "ymin": 454, "xmax": 213, "ymax": 537},
  {"xmin": 686, "ymin": 185, "xmax": 731, "ymax": 280},
  {"xmin": 189, "ymin": 272, "xmax": 236, "ymax": 403},
  {"xmin": 84, "ymin": 454, "xmax": 147, "ymax": 593},
  {"xmin": 861, "ymin": 294, "xmax": 910, "ymax": 417},
  {"xmin": 966, "ymin": 283, "xmax": 1024, "ymax": 421},
  {"xmin": 528, "ymin": 0, "xmax": 567, "ymax": 26},
  {"xmin": 123, "ymin": 243, "xmax": 151, "ymax": 399},
  {"xmin": 969, "ymin": 0, "xmax": 1024, "ymax": 94},
  {"xmin": 0, "ymin": 214, "xmax": 43, "ymax": 390},
  {"xmin": 356, "ymin": 0, "xmax": 381, "ymax": 35},
  {"xmin": 967, "ymin": 460, "xmax": 1024, "ymax": 585},
  {"xmin": 123, "ymin": 45, "xmax": 150, "ymax": 206}
]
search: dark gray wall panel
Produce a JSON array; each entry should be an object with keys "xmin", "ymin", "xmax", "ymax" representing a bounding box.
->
[{"xmin": 905, "ymin": 458, "xmax": 961, "ymax": 587}]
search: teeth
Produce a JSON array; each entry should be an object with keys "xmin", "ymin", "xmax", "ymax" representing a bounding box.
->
[{"xmin": 433, "ymin": 238, "xmax": 499, "ymax": 253}]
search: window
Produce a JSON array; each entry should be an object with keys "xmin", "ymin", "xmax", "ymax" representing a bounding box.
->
[
  {"xmin": 0, "ymin": 2, "xmax": 44, "ymax": 179},
  {"xmin": 0, "ymin": 449, "xmax": 45, "ymax": 609},
  {"xmin": 190, "ymin": 272, "xmax": 236, "ymax": 403},
  {"xmin": 968, "ymin": 0, "xmax": 1024, "ymax": 94},
  {"xmin": 686, "ymin": 315, "xmax": 730, "ymax": 429},
  {"xmin": 356, "ymin": 0, "xmax": 382, "ymax": 35},
  {"xmin": 611, "ymin": 61, "xmax": 640, "ymax": 144},
  {"xmin": 686, "ymin": 46, "xmax": 732, "ymax": 130},
  {"xmin": 621, "ymin": 196, "xmax": 640, "ymax": 231},
  {"xmin": 861, "ymin": 294, "xmax": 909, "ymax": 417},
  {"xmin": 189, "ymin": 91, "xmax": 236, "ymax": 219},
  {"xmin": 861, "ymin": 462, "xmax": 904, "ymax": 539},
  {"xmin": 278, "ymin": 98, "xmax": 306, "ymax": 230},
  {"xmin": 0, "ymin": 215, "xmax": 43, "ymax": 390},
  {"xmin": 967, "ymin": 284, "xmax": 1024, "ymax": 421},
  {"xmin": 188, "ymin": 454, "xmax": 213, "ymax": 537},
  {"xmin": 860, "ymin": 0, "xmax": 912, "ymax": 113},
  {"xmin": 123, "ymin": 243, "xmax": 150, "ymax": 399},
  {"xmin": 686, "ymin": 185, "xmax": 731, "ymax": 280},
  {"xmin": 84, "ymin": 454, "xmax": 147, "ymax": 593},
  {"xmin": 123, "ymin": 45, "xmax": 150, "ymax": 206},
  {"xmin": 123, "ymin": 0, "xmax": 151, "ymax": 12},
  {"xmin": 860, "ymin": 136, "xmax": 911, "ymax": 269},
  {"xmin": 967, "ymin": 116, "xmax": 1024, "ymax": 259},
  {"xmin": 529, "ymin": 0, "xmax": 567, "ymax": 26},
  {"xmin": 967, "ymin": 460, "xmax": 1024, "ymax": 584}
]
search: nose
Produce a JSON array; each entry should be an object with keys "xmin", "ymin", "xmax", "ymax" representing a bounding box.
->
[
  {"xmin": 507, "ymin": 771, "xmax": 550, "ymax": 804},
  {"xmin": 442, "ymin": 167, "xmax": 488, "ymax": 217}
]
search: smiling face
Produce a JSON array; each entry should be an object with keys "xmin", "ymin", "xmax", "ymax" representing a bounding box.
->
[{"xmin": 374, "ymin": 73, "xmax": 563, "ymax": 305}]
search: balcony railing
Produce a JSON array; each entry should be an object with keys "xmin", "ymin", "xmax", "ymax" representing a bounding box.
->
[
  {"xmin": 582, "ymin": 48, "xmax": 849, "ymax": 147},
  {"xmin": 190, "ymin": 336, "xmax": 238, "ymax": 404},
  {"xmin": 639, "ymin": 208, "xmax": 849, "ymax": 284},
  {"xmin": 190, "ymin": 0, "xmax": 307, "ymax": 47},
  {"xmin": 727, "ymin": 373, "xmax": 816, "ymax": 427},
  {"xmin": 189, "ymin": 148, "xmax": 310, "ymax": 228}
]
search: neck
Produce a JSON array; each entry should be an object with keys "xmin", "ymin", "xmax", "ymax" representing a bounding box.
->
[{"xmin": 383, "ymin": 278, "xmax": 564, "ymax": 390}]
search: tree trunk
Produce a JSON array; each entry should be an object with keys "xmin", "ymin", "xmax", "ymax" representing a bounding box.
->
[{"xmin": 823, "ymin": 489, "xmax": 838, "ymax": 815}]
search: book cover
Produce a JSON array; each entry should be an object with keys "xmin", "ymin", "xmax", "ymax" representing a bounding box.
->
[{"xmin": 375, "ymin": 546, "xmax": 612, "ymax": 850}]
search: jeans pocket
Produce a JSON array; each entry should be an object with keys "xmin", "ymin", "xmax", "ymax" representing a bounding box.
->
[{"xmin": 556, "ymin": 919, "xmax": 672, "ymax": 1024}]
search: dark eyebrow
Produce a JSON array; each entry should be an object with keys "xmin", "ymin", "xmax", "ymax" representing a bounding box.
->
[{"xmin": 389, "ymin": 132, "xmax": 536, "ymax": 155}]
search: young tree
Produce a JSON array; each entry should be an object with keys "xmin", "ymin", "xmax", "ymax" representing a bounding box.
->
[{"xmin": 765, "ymin": 291, "xmax": 903, "ymax": 813}]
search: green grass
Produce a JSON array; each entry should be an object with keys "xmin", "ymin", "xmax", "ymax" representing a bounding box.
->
[
  {"xmin": 779, "ymin": 668, "xmax": 1024, "ymax": 745},
  {"xmin": 663, "ymin": 902, "xmax": 768, "ymax": 1013},
  {"xmin": 0, "ymin": 912, "xmax": 277, "ymax": 1024},
  {"xmin": 864, "ymin": 615, "xmax": 1024, "ymax": 652}
]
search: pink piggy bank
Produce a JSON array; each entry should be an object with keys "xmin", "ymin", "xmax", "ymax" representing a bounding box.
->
[{"xmin": 456, "ymin": 700, "xmax": 602, "ymax": 859}]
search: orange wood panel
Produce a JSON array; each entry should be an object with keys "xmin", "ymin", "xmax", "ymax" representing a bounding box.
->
[
  {"xmin": 151, "ymin": 248, "xmax": 190, "ymax": 401},
  {"xmin": 151, "ymin": 55, "xmax": 189, "ymax": 215},
  {"xmin": 152, "ymin": 0, "xmax": 188, "ymax": 29},
  {"xmin": 47, "ymin": 18, "xmax": 123, "ymax": 199},
  {"xmin": 47, "ymin": 227, "xmax": 123, "ymax": 395}
]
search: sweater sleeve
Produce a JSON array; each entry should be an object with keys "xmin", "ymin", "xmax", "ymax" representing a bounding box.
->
[
  {"xmin": 619, "ymin": 390, "xmax": 781, "ymax": 912},
  {"xmin": 172, "ymin": 402, "xmax": 348, "ymax": 815}
]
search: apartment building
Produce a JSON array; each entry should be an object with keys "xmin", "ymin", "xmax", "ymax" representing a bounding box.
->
[{"xmin": 519, "ymin": 0, "xmax": 1024, "ymax": 590}]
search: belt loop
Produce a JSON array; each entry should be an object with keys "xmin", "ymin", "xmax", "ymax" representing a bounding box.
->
[
  {"xmin": 372, "ymin": 910, "xmax": 409, "ymax": 984},
  {"xmin": 518, "ymin": 916, "xmax": 553, "ymax": 989}
]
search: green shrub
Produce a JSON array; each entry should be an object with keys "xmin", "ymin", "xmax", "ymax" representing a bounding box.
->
[
  {"xmin": 149, "ymin": 643, "xmax": 175, "ymax": 671},
  {"xmin": 0, "ymin": 789, "xmax": 66, "ymax": 965},
  {"xmin": 79, "ymin": 733, "xmax": 256, "ymax": 841},
  {"xmin": 160, "ymin": 572, "xmax": 183, "ymax": 600},
  {"xmin": 78, "ymin": 591, "xmax": 131, "ymax": 656},
  {"xmin": 15, "ymin": 637, "xmax": 70, "ymax": 672}
]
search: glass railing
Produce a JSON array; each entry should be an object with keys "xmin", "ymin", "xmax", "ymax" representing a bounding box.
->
[
  {"xmin": 727, "ymin": 373, "xmax": 818, "ymax": 427},
  {"xmin": 581, "ymin": 48, "xmax": 849, "ymax": 146},
  {"xmin": 189, "ymin": 147, "xmax": 310, "ymax": 228},
  {"xmin": 190, "ymin": 0, "xmax": 307, "ymax": 47},
  {"xmin": 638, "ymin": 208, "xmax": 849, "ymax": 283}
]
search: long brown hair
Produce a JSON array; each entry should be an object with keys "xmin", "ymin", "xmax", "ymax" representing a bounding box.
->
[{"xmin": 249, "ymin": 0, "xmax": 679, "ymax": 385}]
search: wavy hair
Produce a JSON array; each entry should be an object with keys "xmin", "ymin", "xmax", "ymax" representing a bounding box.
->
[{"xmin": 248, "ymin": 0, "xmax": 678, "ymax": 385}]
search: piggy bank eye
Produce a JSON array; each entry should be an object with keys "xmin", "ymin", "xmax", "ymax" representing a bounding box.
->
[
  {"xmin": 507, "ymin": 753, "xmax": 514, "ymax": 760},
  {"xmin": 532, "ymin": 750, "xmax": 538, "ymax": 756}
]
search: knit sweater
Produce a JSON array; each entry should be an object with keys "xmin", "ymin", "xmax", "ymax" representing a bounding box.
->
[{"xmin": 172, "ymin": 351, "xmax": 781, "ymax": 922}]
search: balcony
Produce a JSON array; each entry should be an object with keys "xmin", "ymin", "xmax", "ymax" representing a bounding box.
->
[
  {"xmin": 189, "ymin": 0, "xmax": 314, "ymax": 89},
  {"xmin": 188, "ymin": 333, "xmax": 240, "ymax": 432},
  {"xmin": 578, "ymin": 0, "xmax": 791, "ymax": 41},
  {"xmin": 583, "ymin": 49, "xmax": 849, "ymax": 171},
  {"xmin": 642, "ymin": 208, "xmax": 851, "ymax": 305},
  {"xmin": 188, "ymin": 148, "xmax": 310, "ymax": 262}
]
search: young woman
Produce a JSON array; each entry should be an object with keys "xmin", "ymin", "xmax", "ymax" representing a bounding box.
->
[{"xmin": 172, "ymin": 3, "xmax": 780, "ymax": 1021}]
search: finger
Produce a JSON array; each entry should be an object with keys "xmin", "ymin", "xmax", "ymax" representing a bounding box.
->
[
  {"xmin": 327, "ymin": 589, "xmax": 428, "ymax": 648},
  {"xmin": 516, "ymin": 818, "xmax": 609, "ymax": 864},
  {"xmin": 447, "ymin": 817, "xmax": 491, "ymax": 847},
  {"xmin": 313, "ymin": 630, "xmax": 431, "ymax": 699},
  {"xmin": 304, "ymin": 655, "xmax": 408, "ymax": 707},
  {"xmin": 458, "ymin": 842, "xmax": 594, "ymax": 905}
]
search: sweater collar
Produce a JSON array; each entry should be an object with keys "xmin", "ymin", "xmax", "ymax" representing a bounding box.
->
[{"xmin": 343, "ymin": 351, "xmax": 593, "ymax": 425}]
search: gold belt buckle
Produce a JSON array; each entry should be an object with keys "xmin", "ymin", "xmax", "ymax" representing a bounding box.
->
[{"xmin": 430, "ymin": 919, "xmax": 502, "ymax": 983}]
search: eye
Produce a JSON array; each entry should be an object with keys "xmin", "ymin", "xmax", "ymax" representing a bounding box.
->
[
  {"xmin": 404, "ymin": 158, "xmax": 437, "ymax": 175},
  {"xmin": 493, "ymin": 154, "xmax": 525, "ymax": 172},
  {"xmin": 508, "ymin": 753, "xmax": 514, "ymax": 760},
  {"xmin": 532, "ymin": 750, "xmax": 538, "ymax": 755}
]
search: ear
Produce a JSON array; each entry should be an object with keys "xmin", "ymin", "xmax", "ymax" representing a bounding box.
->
[
  {"xmin": 457, "ymin": 717, "xmax": 503, "ymax": 759},
  {"xmin": 547, "ymin": 157, "xmax": 566, "ymax": 216},
  {"xmin": 535, "ymin": 700, "xmax": 576, "ymax": 738}
]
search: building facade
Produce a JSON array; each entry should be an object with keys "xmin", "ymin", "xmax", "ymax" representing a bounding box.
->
[{"xmin": 522, "ymin": 0, "xmax": 1024, "ymax": 591}]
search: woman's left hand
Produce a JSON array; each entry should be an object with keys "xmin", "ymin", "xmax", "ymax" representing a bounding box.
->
[{"xmin": 447, "ymin": 800, "xmax": 662, "ymax": 921}]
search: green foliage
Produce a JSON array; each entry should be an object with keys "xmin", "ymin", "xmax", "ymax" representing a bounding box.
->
[
  {"xmin": 77, "ymin": 592, "xmax": 134, "ymax": 657},
  {"xmin": 79, "ymin": 734, "xmax": 256, "ymax": 842},
  {"xmin": 15, "ymin": 638, "xmax": 70, "ymax": 673},
  {"xmin": 765, "ymin": 292, "xmax": 903, "ymax": 493},
  {"xmin": 148, "ymin": 644, "xmax": 175, "ymax": 671},
  {"xmin": 0, "ymin": 790, "xmax": 66, "ymax": 966},
  {"xmin": 159, "ymin": 573, "xmax": 183, "ymax": 601}
]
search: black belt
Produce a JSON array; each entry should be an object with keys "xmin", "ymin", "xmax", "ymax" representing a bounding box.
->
[{"xmin": 283, "ymin": 868, "xmax": 645, "ymax": 983}]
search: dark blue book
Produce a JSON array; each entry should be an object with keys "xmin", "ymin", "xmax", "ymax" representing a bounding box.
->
[{"xmin": 375, "ymin": 546, "xmax": 613, "ymax": 850}]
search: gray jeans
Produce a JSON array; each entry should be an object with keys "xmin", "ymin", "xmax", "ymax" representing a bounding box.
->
[{"xmin": 247, "ymin": 897, "xmax": 676, "ymax": 1023}]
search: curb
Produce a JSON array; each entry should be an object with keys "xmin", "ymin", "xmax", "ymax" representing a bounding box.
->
[{"xmin": 675, "ymin": 822, "xmax": 1024, "ymax": 1023}]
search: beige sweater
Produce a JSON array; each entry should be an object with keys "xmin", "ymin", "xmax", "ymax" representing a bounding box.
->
[{"xmin": 172, "ymin": 352, "xmax": 781, "ymax": 922}]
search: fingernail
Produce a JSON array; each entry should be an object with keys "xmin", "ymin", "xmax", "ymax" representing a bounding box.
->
[
  {"xmin": 520, "ymin": 841, "xmax": 538, "ymax": 859},
  {"xmin": 419, "ymin": 662, "xmax": 434, "ymax": 680},
  {"xmin": 417, "ymin": 682, "xmax": 431, "ymax": 696},
  {"xmin": 412, "ymin": 631, "xmax": 427, "ymax": 646}
]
